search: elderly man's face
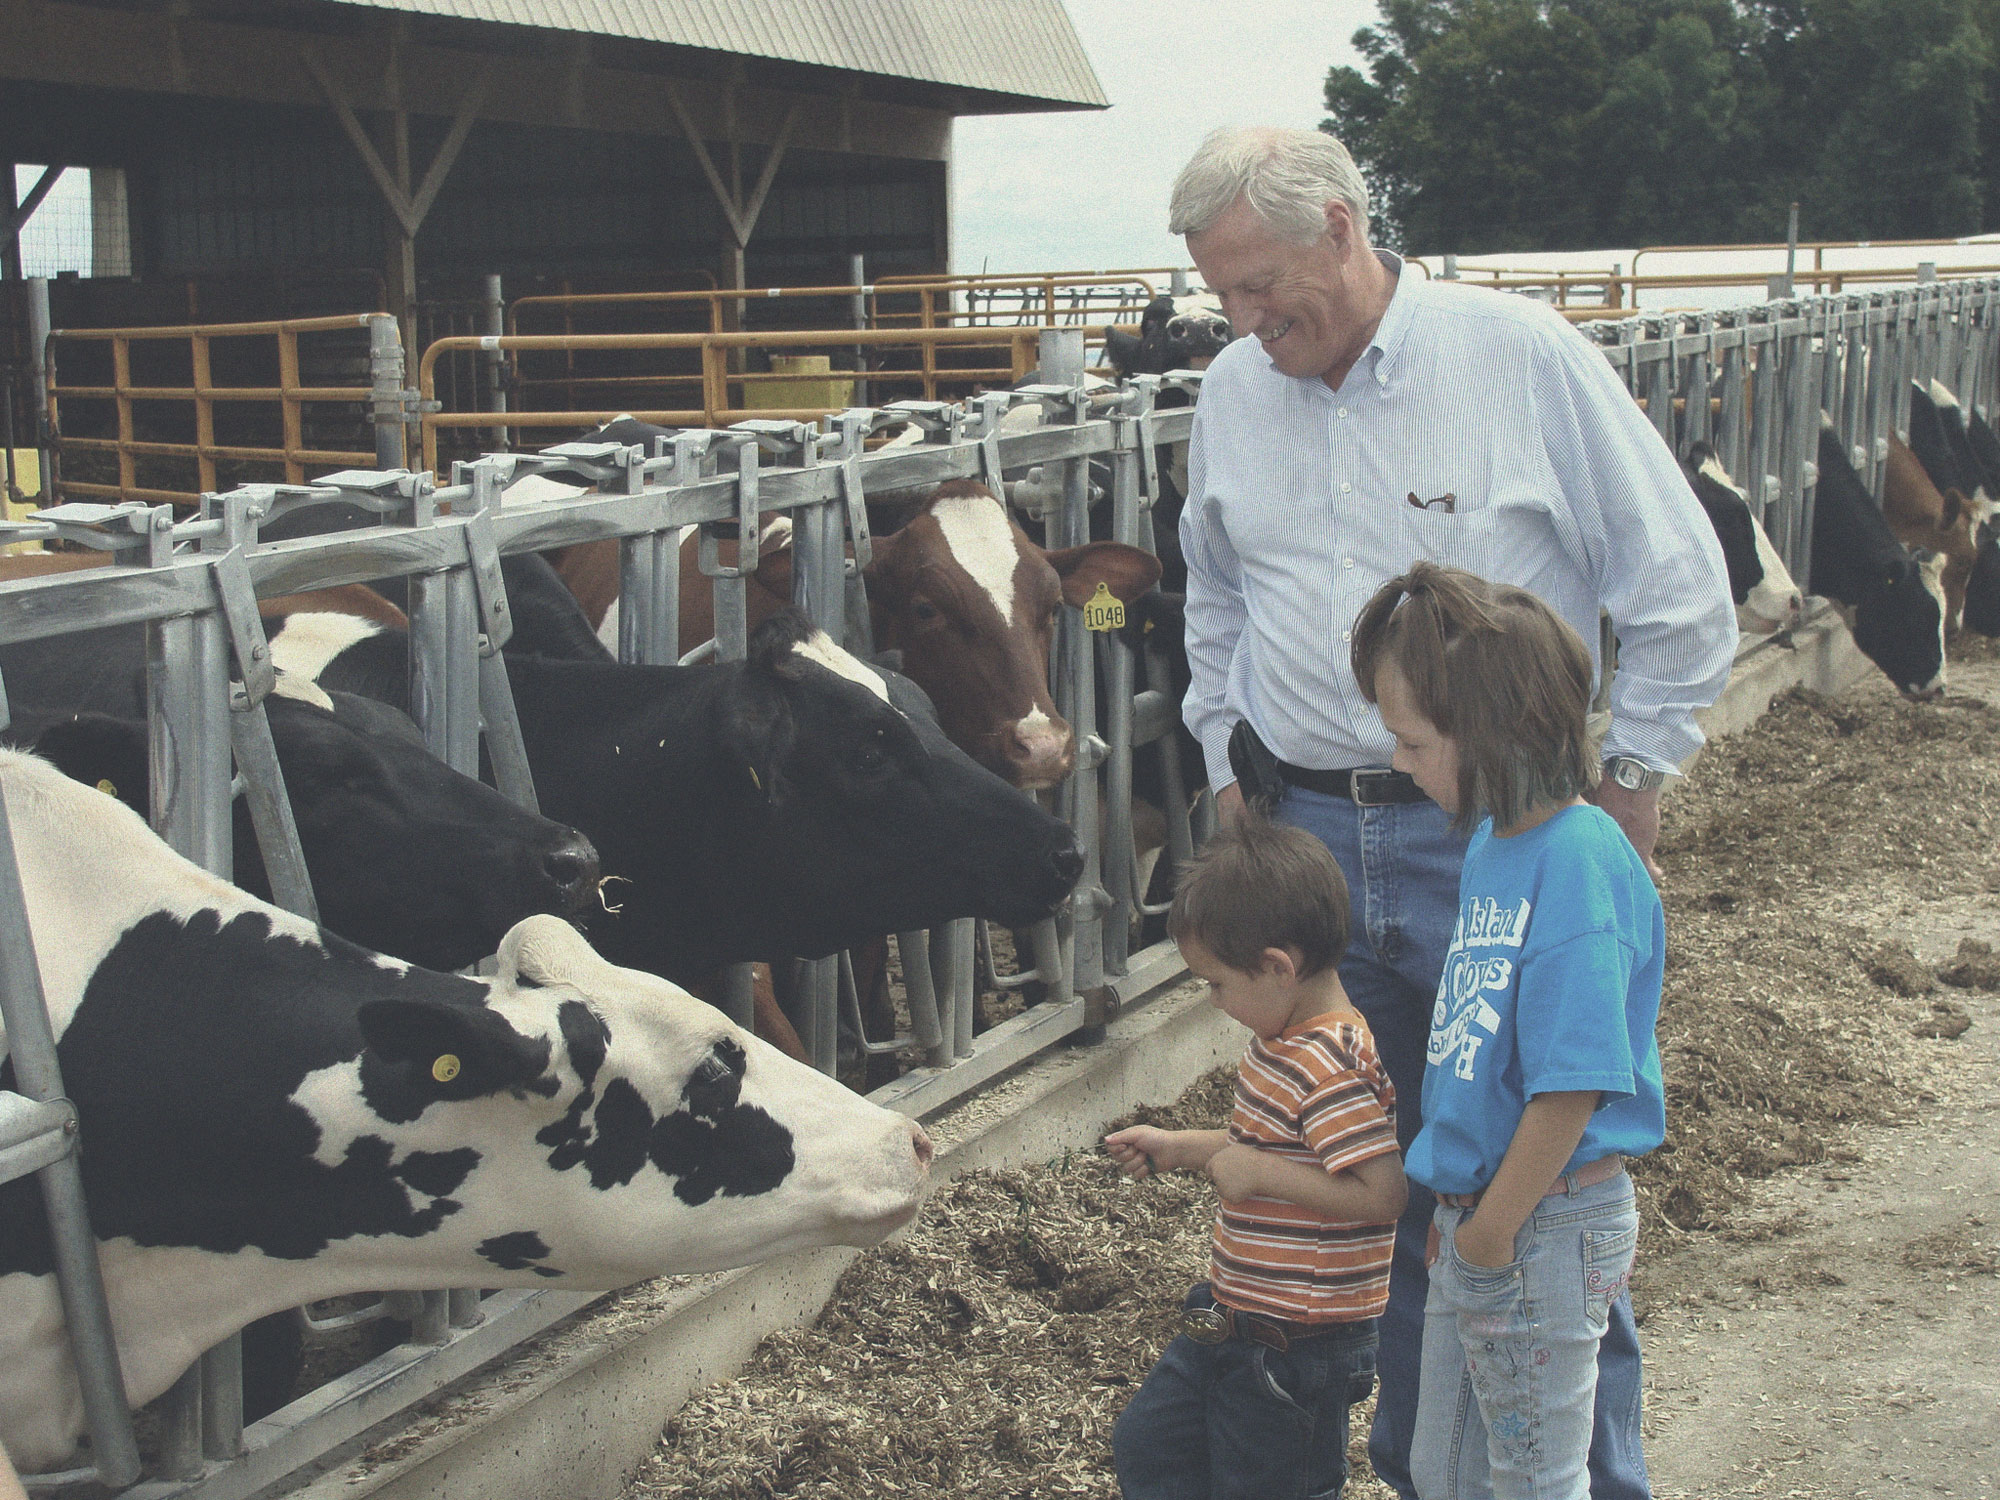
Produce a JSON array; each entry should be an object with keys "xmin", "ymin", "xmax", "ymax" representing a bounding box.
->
[{"xmin": 1186, "ymin": 194, "xmax": 1364, "ymax": 385}]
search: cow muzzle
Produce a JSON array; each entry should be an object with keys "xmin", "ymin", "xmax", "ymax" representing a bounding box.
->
[{"xmin": 1003, "ymin": 711, "xmax": 1075, "ymax": 790}]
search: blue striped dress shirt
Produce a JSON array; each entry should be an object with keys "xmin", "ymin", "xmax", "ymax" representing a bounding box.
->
[{"xmin": 1180, "ymin": 253, "xmax": 1738, "ymax": 791}]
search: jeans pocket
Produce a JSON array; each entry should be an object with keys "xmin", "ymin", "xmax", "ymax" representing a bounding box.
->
[
  {"xmin": 1581, "ymin": 1223, "xmax": 1638, "ymax": 1329},
  {"xmin": 1253, "ymin": 1345, "xmax": 1331, "ymax": 1414}
]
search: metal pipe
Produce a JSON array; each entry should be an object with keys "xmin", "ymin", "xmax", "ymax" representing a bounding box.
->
[
  {"xmin": 27, "ymin": 277, "xmax": 50, "ymax": 499},
  {"xmin": 369, "ymin": 313, "xmax": 407, "ymax": 471},
  {"xmin": 482, "ymin": 273, "xmax": 508, "ymax": 451}
]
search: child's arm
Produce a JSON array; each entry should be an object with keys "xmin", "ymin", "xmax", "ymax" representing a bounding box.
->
[
  {"xmin": 1453, "ymin": 1090, "xmax": 1599, "ymax": 1268},
  {"xmin": 1206, "ymin": 1143, "xmax": 1408, "ymax": 1222},
  {"xmin": 1103, "ymin": 1125, "xmax": 1231, "ymax": 1178}
]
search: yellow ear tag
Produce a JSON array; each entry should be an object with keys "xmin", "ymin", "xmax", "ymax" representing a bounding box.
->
[
  {"xmin": 96, "ymin": 779, "xmax": 118, "ymax": 797},
  {"xmin": 431, "ymin": 1054, "xmax": 461, "ymax": 1083},
  {"xmin": 1082, "ymin": 581, "xmax": 1125, "ymax": 633}
]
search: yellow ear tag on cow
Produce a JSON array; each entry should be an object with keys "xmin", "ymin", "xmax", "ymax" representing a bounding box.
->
[
  {"xmin": 431, "ymin": 1054, "xmax": 461, "ymax": 1084},
  {"xmin": 1082, "ymin": 582, "xmax": 1125, "ymax": 633},
  {"xmin": 96, "ymin": 779, "xmax": 117, "ymax": 797}
]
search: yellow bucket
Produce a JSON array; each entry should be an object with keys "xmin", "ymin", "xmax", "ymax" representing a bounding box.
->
[{"xmin": 743, "ymin": 355, "xmax": 854, "ymax": 412}]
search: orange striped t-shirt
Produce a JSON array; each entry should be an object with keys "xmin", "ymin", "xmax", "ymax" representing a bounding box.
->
[{"xmin": 1209, "ymin": 1013, "xmax": 1399, "ymax": 1324}]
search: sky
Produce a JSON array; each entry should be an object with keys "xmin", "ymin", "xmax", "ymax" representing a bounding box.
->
[{"xmin": 952, "ymin": 0, "xmax": 1381, "ymax": 275}]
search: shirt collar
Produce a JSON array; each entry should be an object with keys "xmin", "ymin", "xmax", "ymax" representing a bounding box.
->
[{"xmin": 1361, "ymin": 249, "xmax": 1420, "ymax": 389}]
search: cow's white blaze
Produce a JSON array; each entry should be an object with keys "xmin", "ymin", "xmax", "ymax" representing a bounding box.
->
[
  {"xmin": 1917, "ymin": 552, "xmax": 1949, "ymax": 696},
  {"xmin": 792, "ymin": 630, "xmax": 892, "ymax": 704},
  {"xmin": 267, "ymin": 612, "xmax": 382, "ymax": 684},
  {"xmin": 931, "ymin": 492, "xmax": 1023, "ymax": 627},
  {"xmin": 269, "ymin": 670, "xmax": 336, "ymax": 713}
]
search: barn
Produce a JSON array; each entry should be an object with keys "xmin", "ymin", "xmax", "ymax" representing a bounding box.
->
[{"xmin": 0, "ymin": 0, "xmax": 1107, "ymax": 351}]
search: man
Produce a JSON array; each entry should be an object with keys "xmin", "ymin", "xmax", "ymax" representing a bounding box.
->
[{"xmin": 1172, "ymin": 125, "xmax": 1736, "ymax": 1500}]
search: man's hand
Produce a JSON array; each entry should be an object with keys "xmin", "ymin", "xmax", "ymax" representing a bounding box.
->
[
  {"xmin": 1216, "ymin": 781, "xmax": 1248, "ymax": 825},
  {"xmin": 1590, "ymin": 779, "xmax": 1662, "ymax": 883}
]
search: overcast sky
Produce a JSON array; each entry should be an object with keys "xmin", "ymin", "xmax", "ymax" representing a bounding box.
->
[{"xmin": 952, "ymin": 0, "xmax": 1381, "ymax": 275}]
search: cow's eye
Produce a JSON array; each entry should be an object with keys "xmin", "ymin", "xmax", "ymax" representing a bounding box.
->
[{"xmin": 910, "ymin": 598, "xmax": 942, "ymax": 625}]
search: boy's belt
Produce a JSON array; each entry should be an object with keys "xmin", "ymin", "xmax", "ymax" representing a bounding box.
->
[
  {"xmin": 1180, "ymin": 1303, "xmax": 1342, "ymax": 1354},
  {"xmin": 1276, "ymin": 762, "xmax": 1428, "ymax": 805},
  {"xmin": 1436, "ymin": 1154, "xmax": 1627, "ymax": 1211}
]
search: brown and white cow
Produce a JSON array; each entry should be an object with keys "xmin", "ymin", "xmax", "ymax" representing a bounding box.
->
[
  {"xmin": 1883, "ymin": 434, "xmax": 1980, "ymax": 634},
  {"xmin": 547, "ymin": 481, "xmax": 1160, "ymax": 790}
]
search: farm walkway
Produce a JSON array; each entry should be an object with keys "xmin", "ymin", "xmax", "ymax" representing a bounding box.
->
[{"xmin": 1641, "ymin": 650, "xmax": 2000, "ymax": 1500}]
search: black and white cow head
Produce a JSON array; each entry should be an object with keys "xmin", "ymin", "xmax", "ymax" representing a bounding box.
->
[
  {"xmin": 1681, "ymin": 443, "xmax": 1803, "ymax": 633},
  {"xmin": 29, "ymin": 683, "xmax": 600, "ymax": 973},
  {"xmin": 0, "ymin": 749, "xmax": 930, "ymax": 1472},
  {"xmin": 1105, "ymin": 293, "xmax": 1234, "ymax": 379}
]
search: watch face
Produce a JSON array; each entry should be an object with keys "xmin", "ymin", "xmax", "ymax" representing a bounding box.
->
[{"xmin": 1610, "ymin": 759, "xmax": 1653, "ymax": 790}]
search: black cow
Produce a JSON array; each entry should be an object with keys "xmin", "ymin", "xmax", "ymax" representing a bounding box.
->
[
  {"xmin": 1681, "ymin": 443, "xmax": 1804, "ymax": 632},
  {"xmin": 270, "ymin": 606, "xmax": 1084, "ymax": 979},
  {"xmin": 0, "ymin": 631, "xmax": 598, "ymax": 972},
  {"xmin": 1812, "ymin": 421, "xmax": 1948, "ymax": 698}
]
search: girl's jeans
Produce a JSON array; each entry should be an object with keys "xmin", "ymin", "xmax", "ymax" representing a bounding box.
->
[
  {"xmin": 1412, "ymin": 1174, "xmax": 1641, "ymax": 1500},
  {"xmin": 1113, "ymin": 1284, "xmax": 1379, "ymax": 1500}
]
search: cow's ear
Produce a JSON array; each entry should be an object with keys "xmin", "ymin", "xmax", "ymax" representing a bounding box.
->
[
  {"xmin": 1045, "ymin": 541, "xmax": 1163, "ymax": 607},
  {"xmin": 32, "ymin": 714, "xmax": 151, "ymax": 815},
  {"xmin": 358, "ymin": 996, "xmax": 552, "ymax": 1098},
  {"xmin": 1943, "ymin": 489, "xmax": 1967, "ymax": 527}
]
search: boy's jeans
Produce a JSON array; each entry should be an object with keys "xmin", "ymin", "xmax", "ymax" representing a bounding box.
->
[
  {"xmin": 1114, "ymin": 1284, "xmax": 1378, "ymax": 1500},
  {"xmin": 1413, "ymin": 1174, "xmax": 1641, "ymax": 1500},
  {"xmin": 1275, "ymin": 787, "xmax": 1649, "ymax": 1500}
]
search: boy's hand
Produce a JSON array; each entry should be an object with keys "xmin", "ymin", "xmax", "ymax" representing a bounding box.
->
[
  {"xmin": 1205, "ymin": 1144, "xmax": 1266, "ymax": 1203},
  {"xmin": 1104, "ymin": 1125, "xmax": 1169, "ymax": 1178}
]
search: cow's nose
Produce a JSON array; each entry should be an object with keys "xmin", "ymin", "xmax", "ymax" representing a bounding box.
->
[
  {"xmin": 1048, "ymin": 840, "xmax": 1084, "ymax": 891},
  {"xmin": 908, "ymin": 1120, "xmax": 935, "ymax": 1173},
  {"xmin": 1005, "ymin": 714, "xmax": 1074, "ymax": 787},
  {"xmin": 544, "ymin": 834, "xmax": 602, "ymax": 911}
]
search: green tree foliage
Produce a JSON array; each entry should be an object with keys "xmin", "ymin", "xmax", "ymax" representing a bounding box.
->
[{"xmin": 1325, "ymin": 0, "xmax": 1991, "ymax": 252}]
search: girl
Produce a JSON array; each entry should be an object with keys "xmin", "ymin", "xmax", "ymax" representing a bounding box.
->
[{"xmin": 1349, "ymin": 561, "xmax": 1666, "ymax": 1500}]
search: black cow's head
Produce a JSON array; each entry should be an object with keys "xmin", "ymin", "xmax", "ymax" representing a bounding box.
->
[
  {"xmin": 704, "ymin": 610, "xmax": 1083, "ymax": 964},
  {"xmin": 1851, "ymin": 548, "xmax": 1948, "ymax": 699},
  {"xmin": 34, "ymin": 687, "xmax": 600, "ymax": 971}
]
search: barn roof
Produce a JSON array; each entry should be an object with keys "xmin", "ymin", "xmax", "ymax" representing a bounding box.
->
[{"xmin": 318, "ymin": 0, "xmax": 1110, "ymax": 110}]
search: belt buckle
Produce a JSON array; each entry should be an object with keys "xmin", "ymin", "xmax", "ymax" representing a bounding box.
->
[
  {"xmin": 1181, "ymin": 1307, "xmax": 1230, "ymax": 1345},
  {"xmin": 1350, "ymin": 768, "xmax": 1400, "ymax": 807}
]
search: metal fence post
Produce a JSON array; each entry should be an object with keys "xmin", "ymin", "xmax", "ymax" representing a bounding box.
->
[
  {"xmin": 26, "ymin": 276, "xmax": 51, "ymax": 501},
  {"xmin": 482, "ymin": 274, "xmax": 508, "ymax": 452},
  {"xmin": 369, "ymin": 314, "xmax": 407, "ymax": 471}
]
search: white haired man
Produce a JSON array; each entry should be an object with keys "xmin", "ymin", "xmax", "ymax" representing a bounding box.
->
[{"xmin": 1162, "ymin": 125, "xmax": 1736, "ymax": 1500}]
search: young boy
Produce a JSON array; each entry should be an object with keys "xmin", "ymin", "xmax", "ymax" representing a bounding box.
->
[{"xmin": 1105, "ymin": 817, "xmax": 1408, "ymax": 1500}]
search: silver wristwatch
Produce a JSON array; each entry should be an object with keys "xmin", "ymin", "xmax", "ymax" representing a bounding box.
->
[{"xmin": 1604, "ymin": 756, "xmax": 1666, "ymax": 792}]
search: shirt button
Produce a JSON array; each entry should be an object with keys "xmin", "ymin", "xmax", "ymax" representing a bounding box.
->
[
  {"xmin": 1337, "ymin": 406, "xmax": 1348, "ymax": 418},
  {"xmin": 1340, "ymin": 482, "xmax": 1353, "ymax": 494},
  {"xmin": 1341, "ymin": 630, "xmax": 1352, "ymax": 642},
  {"xmin": 1343, "ymin": 557, "xmax": 1355, "ymax": 569}
]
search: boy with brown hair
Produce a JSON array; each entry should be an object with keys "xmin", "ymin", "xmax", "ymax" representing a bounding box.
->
[{"xmin": 1105, "ymin": 816, "xmax": 1407, "ymax": 1500}]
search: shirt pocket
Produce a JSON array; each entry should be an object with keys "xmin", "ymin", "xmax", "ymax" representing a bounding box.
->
[{"xmin": 1395, "ymin": 494, "xmax": 1500, "ymax": 573}]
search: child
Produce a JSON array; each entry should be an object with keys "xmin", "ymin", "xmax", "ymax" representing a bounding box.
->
[
  {"xmin": 1349, "ymin": 561, "xmax": 1666, "ymax": 1500},
  {"xmin": 1104, "ymin": 817, "xmax": 1408, "ymax": 1500}
]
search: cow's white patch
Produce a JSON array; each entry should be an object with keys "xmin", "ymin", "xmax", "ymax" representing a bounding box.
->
[
  {"xmin": 930, "ymin": 493, "xmax": 1023, "ymax": 627},
  {"xmin": 792, "ymin": 631, "xmax": 892, "ymax": 704},
  {"xmin": 1918, "ymin": 552, "xmax": 1949, "ymax": 696},
  {"xmin": 268, "ymin": 613, "xmax": 381, "ymax": 685},
  {"xmin": 269, "ymin": 671, "xmax": 336, "ymax": 713},
  {"xmin": 758, "ymin": 514, "xmax": 793, "ymax": 550},
  {"xmin": 1929, "ymin": 378, "xmax": 1961, "ymax": 411},
  {"xmin": 1009, "ymin": 707, "xmax": 1072, "ymax": 790},
  {"xmin": 1697, "ymin": 451, "xmax": 1747, "ymax": 501},
  {"xmin": 596, "ymin": 599, "xmax": 620, "ymax": 656},
  {"xmin": 1742, "ymin": 516, "xmax": 1803, "ymax": 630},
  {"xmin": 502, "ymin": 473, "xmax": 592, "ymax": 506}
]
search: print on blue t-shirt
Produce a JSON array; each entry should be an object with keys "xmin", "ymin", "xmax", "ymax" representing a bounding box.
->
[{"xmin": 1405, "ymin": 804, "xmax": 1668, "ymax": 1198}]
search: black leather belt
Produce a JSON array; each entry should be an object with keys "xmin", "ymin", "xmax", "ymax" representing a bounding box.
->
[
  {"xmin": 1276, "ymin": 762, "xmax": 1428, "ymax": 806},
  {"xmin": 1181, "ymin": 1303, "xmax": 1340, "ymax": 1354}
]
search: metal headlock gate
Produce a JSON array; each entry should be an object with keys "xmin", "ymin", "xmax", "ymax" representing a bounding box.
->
[
  {"xmin": 5, "ymin": 274, "xmax": 1998, "ymax": 1496},
  {"xmin": 0, "ymin": 327, "xmax": 1201, "ymax": 1495}
]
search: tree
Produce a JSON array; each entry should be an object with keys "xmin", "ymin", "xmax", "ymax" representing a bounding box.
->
[{"xmin": 1325, "ymin": 0, "xmax": 1988, "ymax": 252}]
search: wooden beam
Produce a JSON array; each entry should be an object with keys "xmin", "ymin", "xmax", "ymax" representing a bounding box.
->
[
  {"xmin": 662, "ymin": 82, "xmax": 801, "ymax": 251},
  {"xmin": 303, "ymin": 49, "xmax": 419, "ymax": 237},
  {"xmin": 737, "ymin": 100, "xmax": 802, "ymax": 244},
  {"xmin": 2, "ymin": 164, "xmax": 63, "ymax": 253},
  {"xmin": 407, "ymin": 60, "xmax": 498, "ymax": 229},
  {"xmin": 303, "ymin": 50, "xmax": 495, "ymax": 240}
]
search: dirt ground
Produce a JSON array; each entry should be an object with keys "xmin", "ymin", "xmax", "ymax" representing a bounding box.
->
[{"xmin": 631, "ymin": 637, "xmax": 2000, "ymax": 1500}]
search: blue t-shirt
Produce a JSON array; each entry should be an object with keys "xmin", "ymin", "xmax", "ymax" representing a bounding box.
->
[{"xmin": 1405, "ymin": 804, "xmax": 1666, "ymax": 1197}]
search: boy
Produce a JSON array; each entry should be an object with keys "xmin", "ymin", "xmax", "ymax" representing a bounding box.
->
[{"xmin": 1105, "ymin": 817, "xmax": 1407, "ymax": 1500}]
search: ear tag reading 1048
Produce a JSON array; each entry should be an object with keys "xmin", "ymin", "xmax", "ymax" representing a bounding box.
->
[
  {"xmin": 431, "ymin": 1054, "xmax": 461, "ymax": 1083},
  {"xmin": 1082, "ymin": 582, "xmax": 1125, "ymax": 633}
]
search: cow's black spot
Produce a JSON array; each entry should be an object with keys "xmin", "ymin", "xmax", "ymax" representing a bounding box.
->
[
  {"xmin": 557, "ymin": 1000, "xmax": 609, "ymax": 1089},
  {"xmin": 0, "ymin": 907, "xmax": 511, "ymax": 1276},
  {"xmin": 479, "ymin": 1230, "xmax": 550, "ymax": 1270},
  {"xmin": 582, "ymin": 1077, "xmax": 654, "ymax": 1190},
  {"xmin": 536, "ymin": 1088, "xmax": 595, "ymax": 1170},
  {"xmin": 396, "ymin": 1148, "xmax": 479, "ymax": 1199},
  {"xmin": 645, "ymin": 1047, "xmax": 793, "ymax": 1205}
]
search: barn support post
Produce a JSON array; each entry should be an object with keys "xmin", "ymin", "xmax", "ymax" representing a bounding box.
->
[
  {"xmin": 850, "ymin": 254, "xmax": 870, "ymax": 406},
  {"xmin": 27, "ymin": 276, "xmax": 51, "ymax": 499}
]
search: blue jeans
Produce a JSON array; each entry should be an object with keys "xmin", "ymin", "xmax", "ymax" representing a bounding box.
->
[
  {"xmin": 1413, "ymin": 1175, "xmax": 1640, "ymax": 1500},
  {"xmin": 1275, "ymin": 788, "xmax": 1649, "ymax": 1500},
  {"xmin": 1114, "ymin": 1285, "xmax": 1379, "ymax": 1500}
]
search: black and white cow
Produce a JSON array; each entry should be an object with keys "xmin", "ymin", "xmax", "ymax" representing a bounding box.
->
[
  {"xmin": 269, "ymin": 607, "xmax": 1084, "ymax": 979},
  {"xmin": 0, "ymin": 632, "xmax": 600, "ymax": 973},
  {"xmin": 1813, "ymin": 420, "xmax": 1948, "ymax": 698},
  {"xmin": 1681, "ymin": 443, "xmax": 1804, "ymax": 633},
  {"xmin": 1103, "ymin": 294, "xmax": 1234, "ymax": 379},
  {"xmin": 0, "ymin": 749, "xmax": 931, "ymax": 1474}
]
